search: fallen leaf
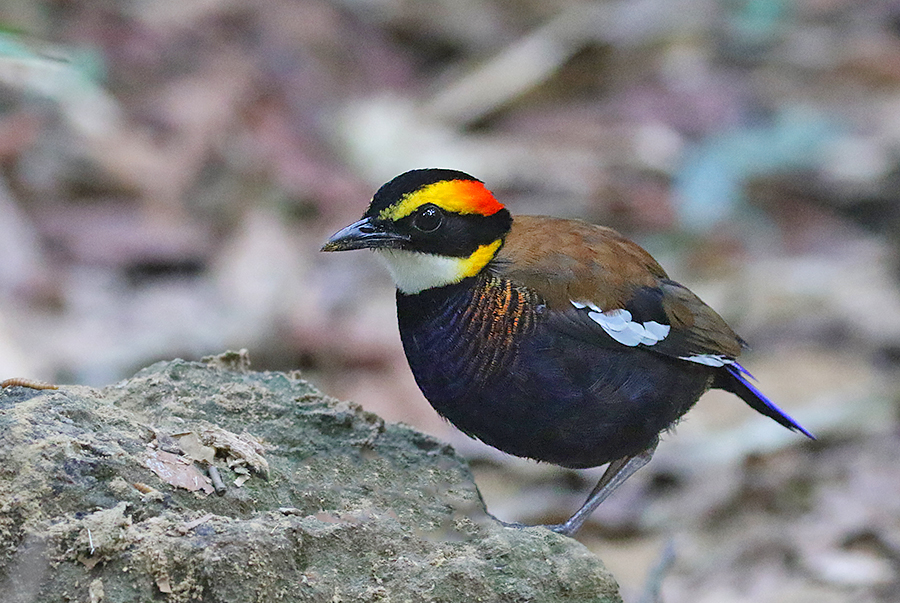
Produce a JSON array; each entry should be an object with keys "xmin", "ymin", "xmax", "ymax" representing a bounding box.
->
[
  {"xmin": 145, "ymin": 449, "xmax": 214, "ymax": 494},
  {"xmin": 176, "ymin": 432, "xmax": 216, "ymax": 464},
  {"xmin": 156, "ymin": 574, "xmax": 172, "ymax": 594}
]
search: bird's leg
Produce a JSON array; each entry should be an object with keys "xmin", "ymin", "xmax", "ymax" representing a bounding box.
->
[
  {"xmin": 548, "ymin": 439, "xmax": 659, "ymax": 536},
  {"xmin": 490, "ymin": 440, "xmax": 658, "ymax": 535}
]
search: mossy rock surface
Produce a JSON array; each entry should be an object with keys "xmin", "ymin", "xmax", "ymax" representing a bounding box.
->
[{"xmin": 0, "ymin": 352, "xmax": 621, "ymax": 602}]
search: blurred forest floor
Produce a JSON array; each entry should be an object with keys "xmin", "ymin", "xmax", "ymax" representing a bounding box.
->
[{"xmin": 1, "ymin": 0, "xmax": 900, "ymax": 601}]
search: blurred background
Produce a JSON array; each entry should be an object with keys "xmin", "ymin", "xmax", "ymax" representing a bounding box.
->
[{"xmin": 0, "ymin": 0, "xmax": 899, "ymax": 601}]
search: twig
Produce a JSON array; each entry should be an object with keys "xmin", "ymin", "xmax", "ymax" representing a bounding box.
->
[{"xmin": 638, "ymin": 539, "xmax": 676, "ymax": 603}]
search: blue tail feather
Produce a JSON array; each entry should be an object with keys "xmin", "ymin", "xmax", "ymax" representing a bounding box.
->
[{"xmin": 721, "ymin": 363, "xmax": 815, "ymax": 440}]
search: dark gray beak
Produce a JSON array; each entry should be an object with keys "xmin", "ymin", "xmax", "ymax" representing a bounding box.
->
[{"xmin": 321, "ymin": 217, "xmax": 410, "ymax": 252}]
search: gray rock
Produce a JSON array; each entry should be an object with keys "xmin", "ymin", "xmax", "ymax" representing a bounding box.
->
[{"xmin": 0, "ymin": 352, "xmax": 621, "ymax": 602}]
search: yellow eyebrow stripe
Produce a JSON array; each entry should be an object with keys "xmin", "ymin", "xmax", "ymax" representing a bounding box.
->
[{"xmin": 379, "ymin": 179, "xmax": 504, "ymax": 221}]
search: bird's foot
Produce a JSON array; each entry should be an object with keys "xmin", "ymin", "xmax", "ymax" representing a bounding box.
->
[
  {"xmin": 491, "ymin": 517, "xmax": 530, "ymax": 530},
  {"xmin": 491, "ymin": 516, "xmax": 576, "ymax": 536},
  {"xmin": 489, "ymin": 446, "xmax": 659, "ymax": 537},
  {"xmin": 544, "ymin": 522, "xmax": 576, "ymax": 536}
]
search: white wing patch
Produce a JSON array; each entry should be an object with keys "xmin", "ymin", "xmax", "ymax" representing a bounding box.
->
[
  {"xmin": 678, "ymin": 353, "xmax": 735, "ymax": 367},
  {"xmin": 572, "ymin": 300, "xmax": 737, "ymax": 365},
  {"xmin": 572, "ymin": 301, "xmax": 671, "ymax": 347}
]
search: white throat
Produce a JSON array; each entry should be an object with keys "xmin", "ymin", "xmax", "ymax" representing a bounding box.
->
[{"xmin": 375, "ymin": 249, "xmax": 469, "ymax": 294}]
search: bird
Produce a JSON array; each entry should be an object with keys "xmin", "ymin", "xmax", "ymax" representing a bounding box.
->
[{"xmin": 321, "ymin": 168, "xmax": 814, "ymax": 536}]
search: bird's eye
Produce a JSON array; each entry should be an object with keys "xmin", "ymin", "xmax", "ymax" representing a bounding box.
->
[{"xmin": 413, "ymin": 205, "xmax": 443, "ymax": 232}]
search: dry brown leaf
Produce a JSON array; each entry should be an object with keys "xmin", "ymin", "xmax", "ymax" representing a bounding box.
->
[
  {"xmin": 78, "ymin": 554, "xmax": 101, "ymax": 570},
  {"xmin": 176, "ymin": 432, "xmax": 216, "ymax": 464},
  {"xmin": 156, "ymin": 574, "xmax": 172, "ymax": 594},
  {"xmin": 144, "ymin": 449, "xmax": 214, "ymax": 494}
]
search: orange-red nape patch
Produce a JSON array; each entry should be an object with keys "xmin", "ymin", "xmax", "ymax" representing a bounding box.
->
[{"xmin": 379, "ymin": 179, "xmax": 504, "ymax": 221}]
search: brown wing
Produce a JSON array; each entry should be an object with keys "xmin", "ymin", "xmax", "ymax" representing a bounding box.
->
[{"xmin": 492, "ymin": 215, "xmax": 744, "ymax": 361}]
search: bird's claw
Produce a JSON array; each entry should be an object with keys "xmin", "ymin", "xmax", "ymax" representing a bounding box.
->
[{"xmin": 492, "ymin": 517, "xmax": 574, "ymax": 536}]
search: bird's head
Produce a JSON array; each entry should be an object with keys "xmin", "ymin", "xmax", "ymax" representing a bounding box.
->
[{"xmin": 322, "ymin": 169, "xmax": 512, "ymax": 294}]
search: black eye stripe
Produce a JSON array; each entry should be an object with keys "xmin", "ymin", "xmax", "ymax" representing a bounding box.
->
[{"xmin": 394, "ymin": 209, "xmax": 512, "ymax": 257}]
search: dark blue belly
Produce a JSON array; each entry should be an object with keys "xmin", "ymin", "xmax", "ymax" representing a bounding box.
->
[{"xmin": 396, "ymin": 277, "xmax": 714, "ymax": 468}]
